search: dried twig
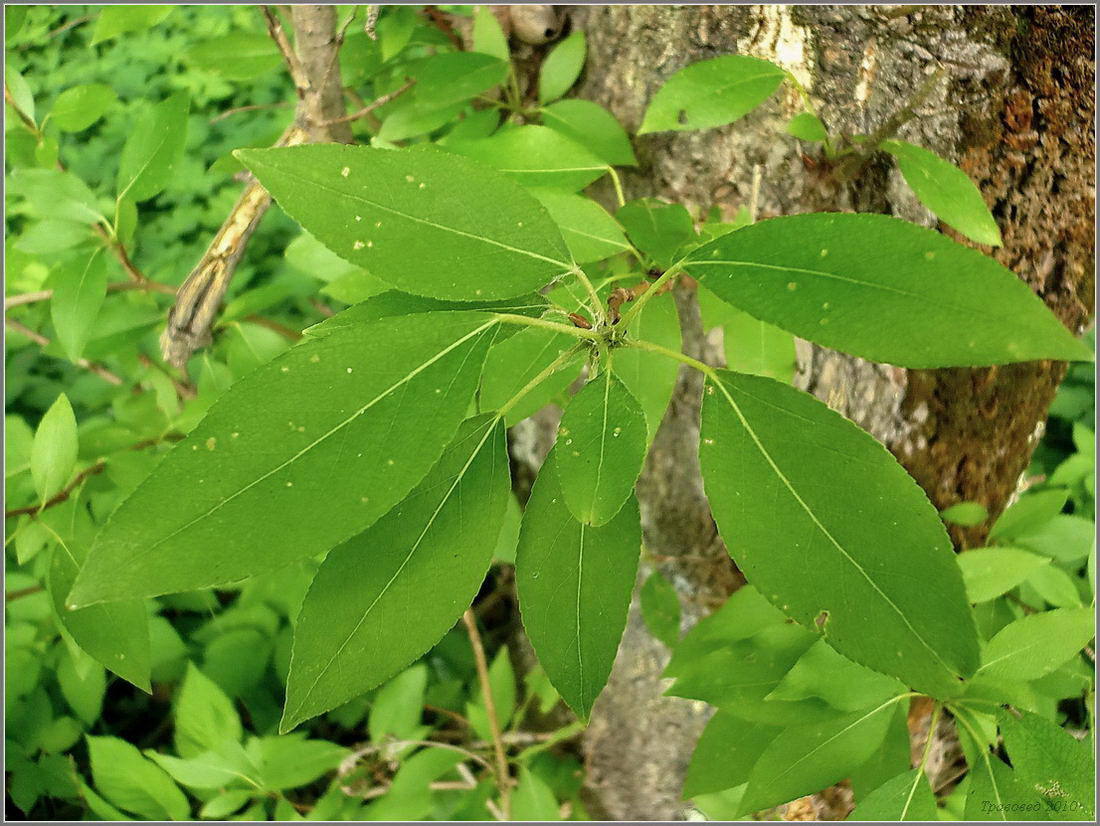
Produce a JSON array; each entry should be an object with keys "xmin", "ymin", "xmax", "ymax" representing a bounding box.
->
[
  {"xmin": 6, "ymin": 318, "xmax": 125, "ymax": 385},
  {"xmin": 209, "ymin": 101, "xmax": 292, "ymax": 125},
  {"xmin": 364, "ymin": 5, "xmax": 380, "ymax": 39},
  {"xmin": 5, "ymin": 278, "xmax": 175, "ymax": 311},
  {"xmin": 323, "ymin": 77, "xmax": 415, "ymax": 125},
  {"xmin": 463, "ymin": 609, "xmax": 511, "ymax": 819},
  {"xmin": 5, "ymin": 460, "xmax": 107, "ymax": 519}
]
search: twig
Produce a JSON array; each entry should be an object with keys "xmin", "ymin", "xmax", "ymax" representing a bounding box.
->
[
  {"xmin": 421, "ymin": 6, "xmax": 464, "ymax": 50},
  {"xmin": 364, "ymin": 5, "xmax": 380, "ymax": 39},
  {"xmin": 5, "ymin": 318, "xmax": 125, "ymax": 385},
  {"xmin": 463, "ymin": 609, "xmax": 511, "ymax": 820},
  {"xmin": 243, "ymin": 315, "xmax": 303, "ymax": 341},
  {"xmin": 6, "ymin": 585, "xmax": 45, "ymax": 601},
  {"xmin": 5, "ymin": 460, "xmax": 107, "ymax": 519},
  {"xmin": 4, "ymin": 81, "xmax": 38, "ymax": 132},
  {"xmin": 209, "ymin": 101, "xmax": 292, "ymax": 125},
  {"xmin": 323, "ymin": 78, "xmax": 415, "ymax": 125},
  {"xmin": 262, "ymin": 5, "xmax": 310, "ymax": 94},
  {"xmin": 5, "ymin": 279, "xmax": 175, "ymax": 311}
]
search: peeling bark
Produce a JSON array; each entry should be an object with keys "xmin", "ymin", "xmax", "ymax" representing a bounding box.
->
[{"xmin": 562, "ymin": 5, "xmax": 1094, "ymax": 819}]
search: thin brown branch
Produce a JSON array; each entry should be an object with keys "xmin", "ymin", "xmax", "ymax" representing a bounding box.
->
[
  {"xmin": 242, "ymin": 315, "xmax": 303, "ymax": 341},
  {"xmin": 364, "ymin": 5, "xmax": 380, "ymax": 40},
  {"xmin": 462, "ymin": 609, "xmax": 511, "ymax": 820},
  {"xmin": 323, "ymin": 78, "xmax": 415, "ymax": 126},
  {"xmin": 5, "ymin": 460, "xmax": 107, "ymax": 519},
  {"xmin": 5, "ymin": 318, "xmax": 125, "ymax": 385},
  {"xmin": 262, "ymin": 5, "xmax": 310, "ymax": 94},
  {"xmin": 6, "ymin": 585, "xmax": 45, "ymax": 601},
  {"xmin": 4, "ymin": 82, "xmax": 38, "ymax": 133},
  {"xmin": 421, "ymin": 6, "xmax": 464, "ymax": 50},
  {"xmin": 5, "ymin": 279, "xmax": 175, "ymax": 311},
  {"xmin": 209, "ymin": 101, "xmax": 292, "ymax": 125}
]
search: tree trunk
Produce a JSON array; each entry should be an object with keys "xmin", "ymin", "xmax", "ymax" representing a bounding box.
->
[{"xmin": 563, "ymin": 5, "xmax": 1094, "ymax": 820}]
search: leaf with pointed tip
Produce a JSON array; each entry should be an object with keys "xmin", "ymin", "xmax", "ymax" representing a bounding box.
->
[
  {"xmin": 516, "ymin": 451, "xmax": 640, "ymax": 719},
  {"xmin": 528, "ymin": 188, "xmax": 632, "ymax": 264},
  {"xmin": 237, "ymin": 144, "xmax": 571, "ymax": 301},
  {"xmin": 283, "ymin": 415, "xmax": 509, "ymax": 730},
  {"xmin": 683, "ymin": 712, "xmax": 778, "ymax": 798},
  {"xmin": 538, "ymin": 30, "xmax": 586, "ymax": 104},
  {"xmin": 447, "ymin": 126, "xmax": 608, "ymax": 191},
  {"xmin": 69, "ymin": 313, "xmax": 499, "ymax": 607},
  {"xmin": 116, "ymin": 91, "xmax": 189, "ymax": 203},
  {"xmin": 687, "ymin": 213, "xmax": 1092, "ymax": 367},
  {"xmin": 849, "ymin": 769, "xmax": 939, "ymax": 821},
  {"xmin": 31, "ymin": 393, "xmax": 78, "ymax": 504},
  {"xmin": 555, "ymin": 369, "xmax": 646, "ymax": 526},
  {"xmin": 977, "ymin": 607, "xmax": 1093, "ymax": 681},
  {"xmin": 51, "ymin": 250, "xmax": 109, "ymax": 362},
  {"xmin": 700, "ymin": 370, "xmax": 979, "ymax": 697}
]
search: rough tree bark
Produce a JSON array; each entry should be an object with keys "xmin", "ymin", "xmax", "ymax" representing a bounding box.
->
[{"xmin": 555, "ymin": 5, "xmax": 1095, "ymax": 820}]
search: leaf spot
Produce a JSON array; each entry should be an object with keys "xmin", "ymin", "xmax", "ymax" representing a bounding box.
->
[
  {"xmin": 355, "ymin": 215, "xmax": 362, "ymax": 222},
  {"xmin": 346, "ymin": 367, "xmax": 354, "ymax": 374},
  {"xmin": 340, "ymin": 166, "xmax": 350, "ymax": 177},
  {"xmin": 205, "ymin": 437, "xmax": 217, "ymax": 451},
  {"xmin": 924, "ymin": 251, "xmax": 935, "ymax": 260},
  {"xmin": 353, "ymin": 240, "xmax": 365, "ymax": 250},
  {"xmin": 786, "ymin": 282, "xmax": 798, "ymax": 291},
  {"xmin": 819, "ymin": 248, "xmax": 829, "ymax": 257},
  {"xmin": 286, "ymin": 481, "xmax": 293, "ymax": 487}
]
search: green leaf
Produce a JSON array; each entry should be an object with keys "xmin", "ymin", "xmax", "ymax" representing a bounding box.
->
[
  {"xmin": 528, "ymin": 188, "xmax": 631, "ymax": 263},
  {"xmin": 15, "ymin": 220, "xmax": 91, "ymax": 254},
  {"xmin": 49, "ymin": 83, "xmax": 118, "ymax": 132},
  {"xmin": 51, "ymin": 250, "xmax": 109, "ymax": 362},
  {"xmin": 69, "ymin": 313, "xmax": 498, "ymax": 606},
  {"xmin": 284, "ymin": 415, "xmax": 509, "ymax": 729},
  {"xmin": 412, "ymin": 52, "xmax": 508, "ymax": 110},
  {"xmin": 616, "ymin": 198, "xmax": 696, "ymax": 269},
  {"xmin": 86, "ymin": 735, "xmax": 190, "ymax": 820},
  {"xmin": 786, "ymin": 111, "xmax": 828, "ymax": 142},
  {"xmin": 257, "ymin": 736, "xmax": 348, "ymax": 790},
  {"xmin": 117, "ymin": 91, "xmax": 190, "ymax": 203},
  {"xmin": 609, "ymin": 291, "xmax": 681, "ymax": 440},
  {"xmin": 376, "ymin": 99, "xmax": 464, "ymax": 142},
  {"xmin": 700, "ymin": 370, "xmax": 979, "ymax": 697},
  {"xmin": 687, "ymin": 213, "xmax": 1093, "ymax": 367},
  {"xmin": 538, "ymin": 31, "xmax": 586, "ymax": 104},
  {"xmin": 882, "ymin": 139, "xmax": 1002, "ymax": 247},
  {"xmin": 1026, "ymin": 563, "xmax": 1082, "ymax": 607},
  {"xmin": 766, "ymin": 639, "xmax": 905, "ymax": 712},
  {"xmin": 698, "ymin": 285, "xmax": 795, "ymax": 382},
  {"xmin": 541, "ymin": 99, "xmax": 637, "ymax": 166},
  {"xmin": 11, "ymin": 168, "xmax": 107, "ymax": 225},
  {"xmin": 849, "ymin": 769, "xmax": 939, "ymax": 821},
  {"xmin": 173, "ymin": 663, "xmax": 243, "ymax": 758},
  {"xmin": 238, "ymin": 144, "xmax": 571, "ymax": 301},
  {"xmin": 683, "ymin": 712, "xmax": 778, "ymax": 798},
  {"xmin": 31, "ymin": 393, "xmax": 78, "ymax": 504},
  {"xmin": 199, "ymin": 790, "xmax": 252, "ymax": 819},
  {"xmin": 447, "ymin": 125, "xmax": 609, "ymax": 191},
  {"xmin": 990, "ymin": 489, "xmax": 1069, "ymax": 540},
  {"xmin": 57, "ymin": 648, "xmax": 106, "ymax": 726},
  {"xmin": 479, "ymin": 326, "xmax": 581, "ymax": 425},
  {"xmin": 978, "ymin": 607, "xmax": 1093, "ymax": 681},
  {"xmin": 999, "ymin": 709, "xmax": 1095, "ymax": 820},
  {"xmin": 468, "ymin": 647, "xmax": 517, "ymax": 740},
  {"xmin": 941, "ymin": 501, "xmax": 989, "ymax": 527},
  {"xmin": 555, "ymin": 369, "xmax": 647, "ymax": 526},
  {"xmin": 185, "ymin": 33, "xmax": 281, "ymax": 81},
  {"xmin": 471, "ymin": 6, "xmax": 509, "ymax": 60},
  {"xmin": 1016, "ymin": 515, "xmax": 1095, "ymax": 563},
  {"xmin": 738, "ymin": 699, "xmax": 900, "ymax": 815},
  {"xmin": 92, "ymin": 5, "xmax": 173, "ymax": 44},
  {"xmin": 6, "ymin": 64, "xmax": 35, "ymax": 124},
  {"xmin": 513, "ymin": 767, "xmax": 560, "ymax": 820},
  {"xmin": 638, "ymin": 55, "xmax": 785, "ymax": 134},
  {"xmin": 145, "ymin": 750, "xmax": 251, "ymax": 791},
  {"xmin": 957, "ymin": 547, "xmax": 1050, "ymax": 603},
  {"xmin": 640, "ymin": 571, "xmax": 681, "ymax": 647},
  {"xmin": 369, "ymin": 664, "xmax": 428, "ymax": 744},
  {"xmin": 516, "ymin": 452, "xmax": 641, "ymax": 719}
]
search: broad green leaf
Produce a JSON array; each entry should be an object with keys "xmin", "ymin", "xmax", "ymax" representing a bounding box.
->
[
  {"xmin": 1026, "ymin": 563, "xmax": 1082, "ymax": 607},
  {"xmin": 11, "ymin": 168, "xmax": 106, "ymax": 225},
  {"xmin": 528, "ymin": 188, "xmax": 632, "ymax": 263},
  {"xmin": 516, "ymin": 452, "xmax": 641, "ymax": 719},
  {"xmin": 957, "ymin": 547, "xmax": 1050, "ymax": 603},
  {"xmin": 882, "ymin": 139, "xmax": 1003, "ymax": 247},
  {"xmin": 468, "ymin": 646, "xmax": 517, "ymax": 740},
  {"xmin": 31, "ymin": 393, "xmax": 78, "ymax": 504},
  {"xmin": 199, "ymin": 791, "xmax": 251, "ymax": 819},
  {"xmin": 849, "ymin": 769, "xmax": 939, "ymax": 821},
  {"xmin": 439, "ymin": 106, "xmax": 501, "ymax": 144},
  {"xmin": 999, "ymin": 709, "xmax": 1095, "ymax": 820},
  {"xmin": 51, "ymin": 250, "xmax": 109, "ymax": 362},
  {"xmin": 640, "ymin": 571, "xmax": 681, "ymax": 648},
  {"xmin": 738, "ymin": 699, "xmax": 900, "ymax": 815},
  {"xmin": 92, "ymin": 5, "xmax": 173, "ymax": 44},
  {"xmin": 412, "ymin": 52, "xmax": 508, "ymax": 109},
  {"xmin": 538, "ymin": 31, "xmax": 586, "ymax": 104},
  {"xmin": 117, "ymin": 91, "xmax": 190, "ymax": 203},
  {"xmin": 513, "ymin": 768, "xmax": 560, "ymax": 820},
  {"xmin": 766, "ymin": 638, "xmax": 905, "ymax": 712},
  {"xmin": 173, "ymin": 663, "xmax": 242, "ymax": 758},
  {"xmin": 1015, "ymin": 514, "xmax": 1095, "ymax": 563},
  {"xmin": 471, "ymin": 6, "xmax": 509, "ymax": 60},
  {"xmin": 962, "ymin": 744, "xmax": 1017, "ymax": 821},
  {"xmin": 978, "ymin": 607, "xmax": 1093, "ymax": 681},
  {"xmin": 185, "ymin": 33, "xmax": 281, "ymax": 81},
  {"xmin": 941, "ymin": 501, "xmax": 989, "ymax": 527},
  {"xmin": 479, "ymin": 326, "xmax": 581, "ymax": 425},
  {"xmin": 146, "ymin": 750, "xmax": 252, "ymax": 790},
  {"xmin": 616, "ymin": 198, "xmax": 696, "ymax": 269},
  {"xmin": 15, "ymin": 220, "xmax": 91, "ymax": 255},
  {"xmin": 683, "ymin": 713, "xmax": 776, "ymax": 798},
  {"xmin": 700, "ymin": 370, "xmax": 979, "ymax": 696},
  {"xmin": 238, "ymin": 144, "xmax": 571, "ymax": 301},
  {"xmin": 6, "ymin": 64, "xmax": 35, "ymax": 124},
  {"xmin": 541, "ymin": 99, "xmax": 637, "ymax": 166},
  {"xmin": 86, "ymin": 735, "xmax": 190, "ymax": 821},
  {"xmin": 698, "ymin": 285, "xmax": 795, "ymax": 382},
  {"xmin": 49, "ymin": 83, "xmax": 117, "ymax": 132},
  {"xmin": 376, "ymin": 99, "xmax": 464, "ymax": 142},
  {"xmin": 687, "ymin": 213, "xmax": 1093, "ymax": 367},
  {"xmin": 284, "ymin": 415, "xmax": 509, "ymax": 729},
  {"xmin": 990, "ymin": 488, "xmax": 1069, "ymax": 540},
  {"xmin": 257, "ymin": 735, "xmax": 348, "ymax": 790},
  {"xmin": 849, "ymin": 704, "xmax": 912, "ymax": 800},
  {"xmin": 448, "ymin": 125, "xmax": 609, "ymax": 191},
  {"xmin": 57, "ymin": 648, "xmax": 106, "ymax": 726},
  {"xmin": 369, "ymin": 664, "xmax": 428, "ymax": 744},
  {"xmin": 555, "ymin": 369, "xmax": 647, "ymax": 526},
  {"xmin": 69, "ymin": 313, "xmax": 498, "ymax": 606},
  {"xmin": 610, "ymin": 291, "xmax": 681, "ymax": 440},
  {"xmin": 786, "ymin": 111, "xmax": 828, "ymax": 142},
  {"xmin": 638, "ymin": 55, "xmax": 785, "ymax": 134}
]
